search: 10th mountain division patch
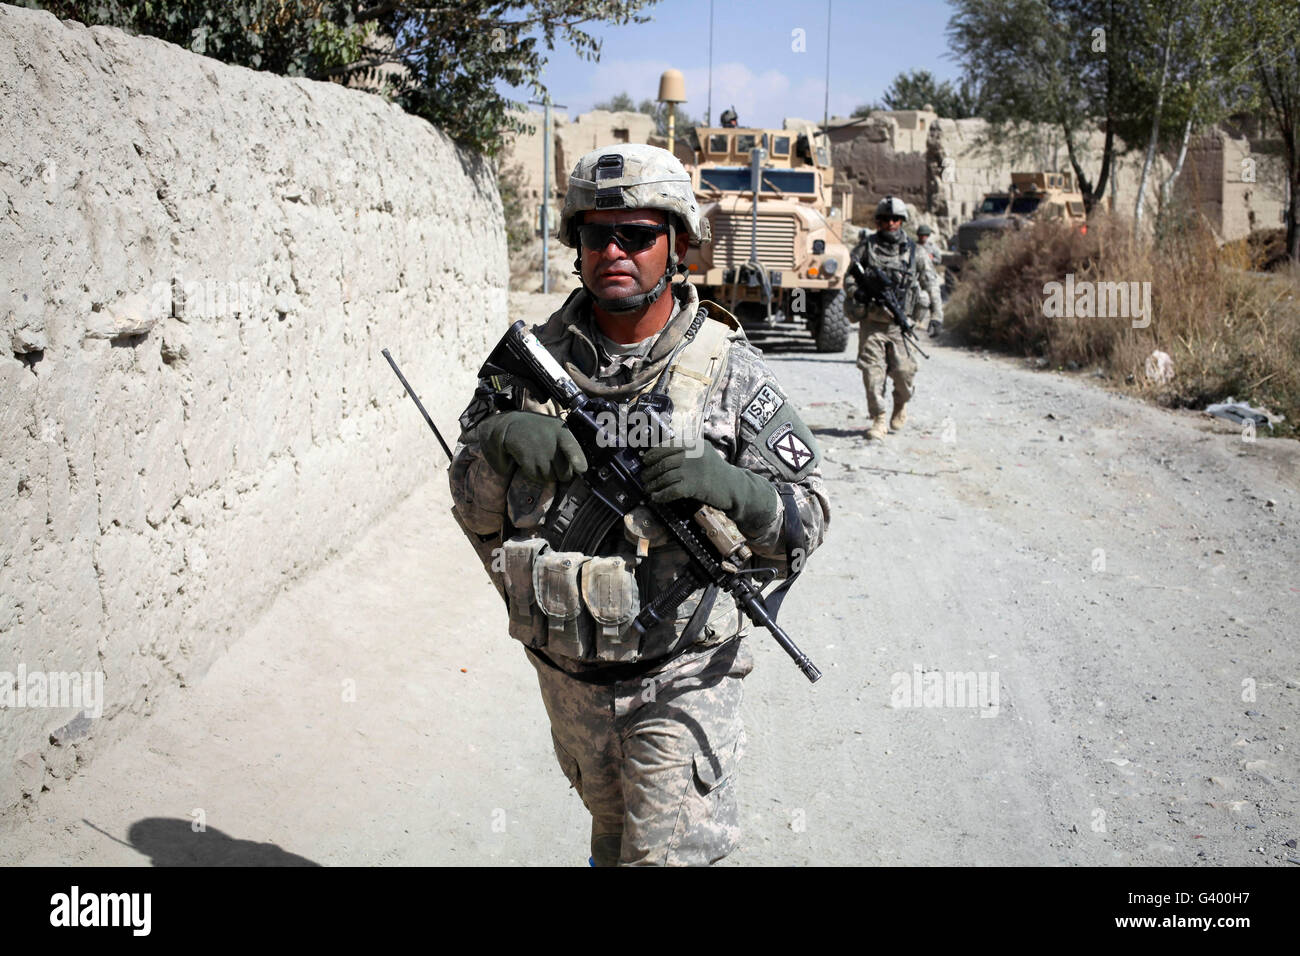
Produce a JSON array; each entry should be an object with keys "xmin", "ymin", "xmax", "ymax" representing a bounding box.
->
[{"xmin": 766, "ymin": 421, "xmax": 814, "ymax": 471}]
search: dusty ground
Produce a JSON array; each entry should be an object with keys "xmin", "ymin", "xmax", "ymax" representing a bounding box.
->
[{"xmin": 4, "ymin": 290, "xmax": 1298, "ymax": 866}]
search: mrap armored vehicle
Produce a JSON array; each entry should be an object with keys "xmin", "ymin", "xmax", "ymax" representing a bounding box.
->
[
  {"xmin": 681, "ymin": 124, "xmax": 855, "ymax": 352},
  {"xmin": 943, "ymin": 171, "xmax": 1087, "ymax": 277}
]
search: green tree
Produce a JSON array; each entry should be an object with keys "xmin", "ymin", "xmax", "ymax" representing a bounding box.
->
[
  {"xmin": 592, "ymin": 92, "xmax": 638, "ymax": 112},
  {"xmin": 18, "ymin": 1, "xmax": 661, "ymax": 158},
  {"xmin": 18, "ymin": 0, "xmax": 368, "ymax": 74},
  {"xmin": 850, "ymin": 102, "xmax": 885, "ymax": 118},
  {"xmin": 878, "ymin": 69, "xmax": 981, "ymax": 118},
  {"xmin": 635, "ymin": 98, "xmax": 699, "ymax": 138},
  {"xmin": 1111, "ymin": 0, "xmax": 1246, "ymax": 234},
  {"xmin": 1236, "ymin": 0, "xmax": 1300, "ymax": 260},
  {"xmin": 589, "ymin": 91, "xmax": 698, "ymax": 137},
  {"xmin": 948, "ymin": 0, "xmax": 1121, "ymax": 210}
]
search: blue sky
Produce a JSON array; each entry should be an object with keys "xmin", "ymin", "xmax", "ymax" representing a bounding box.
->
[{"xmin": 499, "ymin": 0, "xmax": 963, "ymax": 127}]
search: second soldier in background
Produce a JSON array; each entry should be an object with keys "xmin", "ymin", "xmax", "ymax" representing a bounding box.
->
[{"xmin": 848, "ymin": 197, "xmax": 943, "ymax": 441}]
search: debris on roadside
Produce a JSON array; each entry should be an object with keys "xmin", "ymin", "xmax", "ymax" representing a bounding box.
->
[
  {"xmin": 1204, "ymin": 398, "xmax": 1275, "ymax": 431},
  {"xmin": 1144, "ymin": 349, "xmax": 1175, "ymax": 384}
]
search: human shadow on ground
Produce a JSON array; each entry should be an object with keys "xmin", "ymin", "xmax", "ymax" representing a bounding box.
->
[
  {"xmin": 808, "ymin": 427, "xmax": 864, "ymax": 440},
  {"xmin": 85, "ymin": 817, "xmax": 321, "ymax": 866}
]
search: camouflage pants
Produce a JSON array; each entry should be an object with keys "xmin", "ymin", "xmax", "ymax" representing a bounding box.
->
[
  {"xmin": 527, "ymin": 637, "xmax": 753, "ymax": 867},
  {"xmin": 857, "ymin": 319, "xmax": 917, "ymax": 417}
]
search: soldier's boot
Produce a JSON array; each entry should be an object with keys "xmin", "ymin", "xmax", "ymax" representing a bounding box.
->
[
  {"xmin": 890, "ymin": 400, "xmax": 908, "ymax": 433},
  {"xmin": 867, "ymin": 413, "xmax": 889, "ymax": 441}
]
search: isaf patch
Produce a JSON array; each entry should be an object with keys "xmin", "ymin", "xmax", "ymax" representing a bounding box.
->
[
  {"xmin": 766, "ymin": 422, "xmax": 814, "ymax": 471},
  {"xmin": 741, "ymin": 383, "xmax": 784, "ymax": 432}
]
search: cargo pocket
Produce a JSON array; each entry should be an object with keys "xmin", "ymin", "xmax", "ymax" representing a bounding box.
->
[
  {"xmin": 534, "ymin": 550, "xmax": 592, "ymax": 660},
  {"xmin": 501, "ymin": 537, "xmax": 549, "ymax": 648},
  {"xmin": 449, "ymin": 453, "xmax": 510, "ymax": 535},
  {"xmin": 691, "ymin": 735, "xmax": 741, "ymax": 795},
  {"xmin": 666, "ymin": 734, "xmax": 744, "ymax": 866},
  {"xmin": 581, "ymin": 556, "xmax": 641, "ymax": 662},
  {"xmin": 551, "ymin": 732, "xmax": 583, "ymax": 797}
]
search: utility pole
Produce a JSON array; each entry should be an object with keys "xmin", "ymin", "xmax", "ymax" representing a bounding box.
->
[{"xmin": 528, "ymin": 94, "xmax": 566, "ymax": 293}]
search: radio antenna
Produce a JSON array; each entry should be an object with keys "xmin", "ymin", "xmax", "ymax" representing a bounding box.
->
[
  {"xmin": 822, "ymin": 0, "xmax": 832, "ymax": 132},
  {"xmin": 707, "ymin": 0, "xmax": 714, "ymax": 126}
]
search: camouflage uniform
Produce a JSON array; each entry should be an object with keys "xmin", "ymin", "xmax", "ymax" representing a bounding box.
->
[
  {"xmin": 449, "ymin": 279, "xmax": 830, "ymax": 866},
  {"xmin": 848, "ymin": 230, "xmax": 943, "ymax": 421},
  {"xmin": 913, "ymin": 236, "xmax": 942, "ymax": 331}
]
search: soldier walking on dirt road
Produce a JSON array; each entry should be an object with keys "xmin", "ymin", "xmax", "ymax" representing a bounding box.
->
[{"xmin": 848, "ymin": 196, "xmax": 944, "ymax": 440}]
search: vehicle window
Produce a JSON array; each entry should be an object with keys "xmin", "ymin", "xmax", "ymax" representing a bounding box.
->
[
  {"xmin": 1011, "ymin": 196, "xmax": 1042, "ymax": 215},
  {"xmin": 762, "ymin": 169, "xmax": 817, "ymax": 193},
  {"xmin": 1067, "ymin": 201, "xmax": 1085, "ymax": 216},
  {"xmin": 772, "ymin": 136, "xmax": 791, "ymax": 156},
  {"xmin": 708, "ymin": 134, "xmax": 729, "ymax": 154},
  {"xmin": 697, "ymin": 167, "xmax": 816, "ymax": 193},
  {"xmin": 979, "ymin": 197, "xmax": 1010, "ymax": 214},
  {"xmin": 699, "ymin": 167, "xmax": 750, "ymax": 191},
  {"xmin": 735, "ymin": 134, "xmax": 758, "ymax": 153}
]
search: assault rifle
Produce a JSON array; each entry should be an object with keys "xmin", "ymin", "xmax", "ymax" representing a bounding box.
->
[
  {"xmin": 476, "ymin": 320, "xmax": 822, "ymax": 684},
  {"xmin": 847, "ymin": 257, "xmax": 931, "ymax": 360}
]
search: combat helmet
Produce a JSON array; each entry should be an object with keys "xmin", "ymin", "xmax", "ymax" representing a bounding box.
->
[
  {"xmin": 875, "ymin": 195, "xmax": 909, "ymax": 222},
  {"xmin": 916, "ymin": 223, "xmax": 933, "ymax": 236},
  {"xmin": 559, "ymin": 144, "xmax": 708, "ymax": 313}
]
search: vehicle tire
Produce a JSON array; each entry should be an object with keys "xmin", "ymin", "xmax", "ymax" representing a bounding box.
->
[{"xmin": 814, "ymin": 289, "xmax": 850, "ymax": 352}]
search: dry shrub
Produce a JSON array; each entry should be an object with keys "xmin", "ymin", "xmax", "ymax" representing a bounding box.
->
[
  {"xmin": 1221, "ymin": 228, "xmax": 1290, "ymax": 272},
  {"xmin": 948, "ymin": 214, "xmax": 1300, "ymax": 437}
]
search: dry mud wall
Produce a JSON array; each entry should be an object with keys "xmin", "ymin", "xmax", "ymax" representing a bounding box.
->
[{"xmin": 0, "ymin": 3, "xmax": 507, "ymax": 817}]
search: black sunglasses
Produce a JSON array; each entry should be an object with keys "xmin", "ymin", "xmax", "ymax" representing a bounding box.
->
[
  {"xmin": 577, "ymin": 222, "xmax": 669, "ymax": 254},
  {"xmin": 877, "ymin": 215, "xmax": 904, "ymax": 223}
]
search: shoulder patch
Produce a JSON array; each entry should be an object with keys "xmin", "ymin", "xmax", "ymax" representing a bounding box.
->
[
  {"xmin": 766, "ymin": 422, "xmax": 815, "ymax": 471},
  {"xmin": 741, "ymin": 383, "xmax": 784, "ymax": 432}
]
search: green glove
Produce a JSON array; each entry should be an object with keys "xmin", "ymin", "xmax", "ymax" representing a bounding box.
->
[
  {"xmin": 476, "ymin": 411, "xmax": 588, "ymax": 483},
  {"xmin": 640, "ymin": 442, "xmax": 780, "ymax": 536}
]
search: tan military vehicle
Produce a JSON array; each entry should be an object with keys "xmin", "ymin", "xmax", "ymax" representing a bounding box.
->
[
  {"xmin": 681, "ymin": 124, "xmax": 855, "ymax": 352},
  {"xmin": 943, "ymin": 171, "xmax": 1088, "ymax": 279}
]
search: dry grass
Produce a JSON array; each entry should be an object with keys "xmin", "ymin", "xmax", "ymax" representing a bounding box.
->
[{"xmin": 947, "ymin": 215, "xmax": 1300, "ymax": 438}]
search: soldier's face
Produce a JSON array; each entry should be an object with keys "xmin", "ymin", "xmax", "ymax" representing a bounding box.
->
[
  {"xmin": 876, "ymin": 215, "xmax": 903, "ymax": 235},
  {"xmin": 579, "ymin": 209, "xmax": 687, "ymax": 302}
]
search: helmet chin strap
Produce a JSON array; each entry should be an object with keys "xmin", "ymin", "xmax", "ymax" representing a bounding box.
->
[{"xmin": 574, "ymin": 220, "xmax": 679, "ymax": 314}]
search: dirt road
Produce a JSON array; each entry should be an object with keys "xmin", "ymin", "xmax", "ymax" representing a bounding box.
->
[{"xmin": 5, "ymin": 290, "xmax": 1297, "ymax": 866}]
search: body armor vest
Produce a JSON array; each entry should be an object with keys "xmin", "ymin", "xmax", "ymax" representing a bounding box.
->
[
  {"xmin": 495, "ymin": 304, "xmax": 739, "ymax": 665},
  {"xmin": 862, "ymin": 236, "xmax": 919, "ymax": 321}
]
